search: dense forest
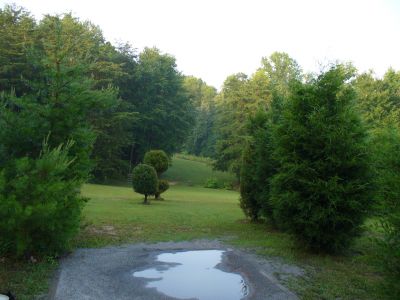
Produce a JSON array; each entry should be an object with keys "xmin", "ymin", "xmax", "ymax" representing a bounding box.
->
[{"xmin": 0, "ymin": 4, "xmax": 399, "ymax": 297}]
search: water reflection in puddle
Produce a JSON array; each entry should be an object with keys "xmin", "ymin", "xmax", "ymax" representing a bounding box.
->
[{"xmin": 132, "ymin": 250, "xmax": 248, "ymax": 300}]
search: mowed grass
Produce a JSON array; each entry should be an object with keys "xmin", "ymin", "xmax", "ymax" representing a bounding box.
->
[
  {"xmin": 161, "ymin": 154, "xmax": 236, "ymax": 186},
  {"xmin": 1, "ymin": 157, "xmax": 389, "ymax": 299},
  {"xmin": 77, "ymin": 184, "xmax": 243, "ymax": 246}
]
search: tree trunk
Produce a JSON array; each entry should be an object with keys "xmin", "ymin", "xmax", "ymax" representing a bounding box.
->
[{"xmin": 143, "ymin": 194, "xmax": 148, "ymax": 204}]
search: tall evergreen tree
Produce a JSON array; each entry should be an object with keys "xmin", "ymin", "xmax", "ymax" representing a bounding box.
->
[
  {"xmin": 239, "ymin": 94, "xmax": 283, "ymax": 221},
  {"xmin": 371, "ymin": 126, "xmax": 400, "ymax": 295},
  {"xmin": 271, "ymin": 65, "xmax": 371, "ymax": 252},
  {"xmin": 240, "ymin": 111, "xmax": 270, "ymax": 221},
  {"xmin": 0, "ymin": 11, "xmax": 120, "ymax": 256},
  {"xmin": 0, "ymin": 5, "xmax": 35, "ymax": 96}
]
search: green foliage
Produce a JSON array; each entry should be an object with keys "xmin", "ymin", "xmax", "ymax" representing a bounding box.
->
[
  {"xmin": 203, "ymin": 177, "xmax": 233, "ymax": 190},
  {"xmin": 271, "ymin": 65, "xmax": 372, "ymax": 252},
  {"xmin": 214, "ymin": 53, "xmax": 300, "ymax": 177},
  {"xmin": 0, "ymin": 140, "xmax": 86, "ymax": 257},
  {"xmin": 34, "ymin": 14, "xmax": 129, "ymax": 182},
  {"xmin": 261, "ymin": 51, "xmax": 302, "ymax": 98},
  {"xmin": 143, "ymin": 150, "xmax": 170, "ymax": 176},
  {"xmin": 129, "ymin": 48, "xmax": 194, "ymax": 163},
  {"xmin": 203, "ymin": 177, "xmax": 222, "ymax": 189},
  {"xmin": 132, "ymin": 164, "xmax": 158, "ymax": 204},
  {"xmin": 0, "ymin": 13, "xmax": 120, "ymax": 180},
  {"xmin": 91, "ymin": 108, "xmax": 137, "ymax": 182},
  {"xmin": 0, "ymin": 6, "xmax": 195, "ymax": 182},
  {"xmin": 371, "ymin": 126, "xmax": 400, "ymax": 295},
  {"xmin": 355, "ymin": 69, "xmax": 400, "ymax": 128},
  {"xmin": 214, "ymin": 71, "xmax": 271, "ymax": 176},
  {"xmin": 239, "ymin": 142, "xmax": 261, "ymax": 220},
  {"xmin": 183, "ymin": 76, "xmax": 218, "ymax": 157},
  {"xmin": 0, "ymin": 5, "xmax": 35, "ymax": 95},
  {"xmin": 0, "ymin": 9, "xmax": 126, "ymax": 257},
  {"xmin": 158, "ymin": 179, "xmax": 170, "ymax": 195},
  {"xmin": 239, "ymin": 110, "xmax": 277, "ymax": 221}
]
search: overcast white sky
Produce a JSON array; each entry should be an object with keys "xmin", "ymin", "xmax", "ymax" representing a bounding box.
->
[{"xmin": 1, "ymin": 0, "xmax": 400, "ymax": 89}]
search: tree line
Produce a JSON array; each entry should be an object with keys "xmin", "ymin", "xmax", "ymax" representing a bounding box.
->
[
  {"xmin": 0, "ymin": 5, "xmax": 196, "ymax": 183},
  {"xmin": 0, "ymin": 5, "xmax": 194, "ymax": 256}
]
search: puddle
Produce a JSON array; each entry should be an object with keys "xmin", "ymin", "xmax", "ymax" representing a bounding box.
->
[{"xmin": 132, "ymin": 250, "xmax": 248, "ymax": 300}]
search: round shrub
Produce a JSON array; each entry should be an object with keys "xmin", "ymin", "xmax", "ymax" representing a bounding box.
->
[
  {"xmin": 157, "ymin": 179, "xmax": 170, "ymax": 198},
  {"xmin": 132, "ymin": 164, "xmax": 158, "ymax": 204},
  {"xmin": 204, "ymin": 177, "xmax": 222, "ymax": 189},
  {"xmin": 143, "ymin": 150, "xmax": 169, "ymax": 176}
]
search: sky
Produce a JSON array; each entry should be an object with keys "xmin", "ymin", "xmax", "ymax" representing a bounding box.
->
[{"xmin": 1, "ymin": 0, "xmax": 400, "ymax": 89}]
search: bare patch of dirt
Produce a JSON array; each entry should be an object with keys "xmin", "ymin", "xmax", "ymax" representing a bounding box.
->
[{"xmin": 87, "ymin": 225, "xmax": 118, "ymax": 236}]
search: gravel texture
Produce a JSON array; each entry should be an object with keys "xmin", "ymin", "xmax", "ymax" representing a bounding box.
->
[{"xmin": 50, "ymin": 240, "xmax": 303, "ymax": 300}]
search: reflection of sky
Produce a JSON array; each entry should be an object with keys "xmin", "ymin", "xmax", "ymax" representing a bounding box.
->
[{"xmin": 132, "ymin": 250, "xmax": 246, "ymax": 300}]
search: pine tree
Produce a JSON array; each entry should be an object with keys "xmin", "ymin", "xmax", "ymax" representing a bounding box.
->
[
  {"xmin": 371, "ymin": 126, "xmax": 400, "ymax": 294},
  {"xmin": 271, "ymin": 65, "xmax": 372, "ymax": 252}
]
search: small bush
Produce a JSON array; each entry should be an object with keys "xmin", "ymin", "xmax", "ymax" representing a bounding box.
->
[
  {"xmin": 204, "ymin": 177, "xmax": 222, "ymax": 189},
  {"xmin": 223, "ymin": 181, "xmax": 234, "ymax": 190},
  {"xmin": 132, "ymin": 164, "xmax": 158, "ymax": 204},
  {"xmin": 157, "ymin": 179, "xmax": 170, "ymax": 196},
  {"xmin": 0, "ymin": 140, "xmax": 86, "ymax": 257},
  {"xmin": 143, "ymin": 150, "xmax": 169, "ymax": 176}
]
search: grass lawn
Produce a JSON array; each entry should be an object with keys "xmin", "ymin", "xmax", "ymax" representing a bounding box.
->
[
  {"xmin": 161, "ymin": 154, "xmax": 236, "ymax": 187},
  {"xmin": 0, "ymin": 157, "xmax": 390, "ymax": 299}
]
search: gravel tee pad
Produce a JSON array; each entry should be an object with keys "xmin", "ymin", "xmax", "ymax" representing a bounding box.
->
[{"xmin": 50, "ymin": 240, "xmax": 302, "ymax": 300}]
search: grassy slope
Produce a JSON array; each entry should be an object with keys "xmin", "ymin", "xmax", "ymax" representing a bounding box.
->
[
  {"xmin": 1, "ymin": 156, "xmax": 388, "ymax": 299},
  {"xmin": 161, "ymin": 155, "xmax": 236, "ymax": 186}
]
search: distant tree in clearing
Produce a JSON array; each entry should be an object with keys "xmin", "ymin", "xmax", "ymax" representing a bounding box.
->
[
  {"xmin": 132, "ymin": 164, "xmax": 158, "ymax": 204},
  {"xmin": 144, "ymin": 150, "xmax": 170, "ymax": 199}
]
